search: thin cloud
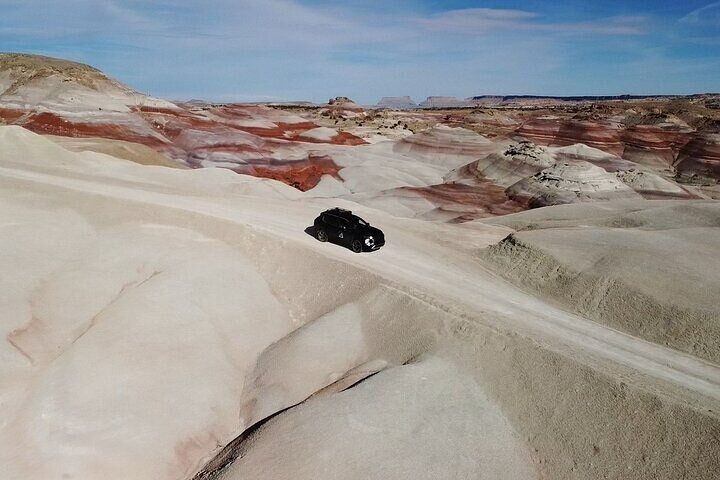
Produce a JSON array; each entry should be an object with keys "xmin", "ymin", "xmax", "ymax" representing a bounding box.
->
[
  {"xmin": 415, "ymin": 8, "xmax": 647, "ymax": 35},
  {"xmin": 0, "ymin": 0, "xmax": 176, "ymax": 38},
  {"xmin": 415, "ymin": 8, "xmax": 539, "ymax": 31},
  {"xmin": 680, "ymin": 1, "xmax": 720, "ymax": 24},
  {"xmin": 543, "ymin": 16, "xmax": 649, "ymax": 35}
]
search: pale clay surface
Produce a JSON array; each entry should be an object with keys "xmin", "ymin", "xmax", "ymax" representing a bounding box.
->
[{"xmin": 1, "ymin": 126, "xmax": 719, "ymax": 480}]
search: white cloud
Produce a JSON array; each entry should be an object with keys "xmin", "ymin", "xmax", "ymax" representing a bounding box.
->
[{"xmin": 0, "ymin": 0, "xmax": 712, "ymax": 103}]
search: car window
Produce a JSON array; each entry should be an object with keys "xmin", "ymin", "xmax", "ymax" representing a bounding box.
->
[{"xmin": 325, "ymin": 214, "xmax": 347, "ymax": 228}]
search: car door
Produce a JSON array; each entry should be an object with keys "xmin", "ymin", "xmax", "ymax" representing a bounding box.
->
[
  {"xmin": 335, "ymin": 216, "xmax": 350, "ymax": 244},
  {"xmin": 321, "ymin": 214, "xmax": 336, "ymax": 239},
  {"xmin": 323, "ymin": 214, "xmax": 342, "ymax": 242}
]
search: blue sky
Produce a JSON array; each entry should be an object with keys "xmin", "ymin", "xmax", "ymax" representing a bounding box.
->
[{"xmin": 1, "ymin": 0, "xmax": 718, "ymax": 103}]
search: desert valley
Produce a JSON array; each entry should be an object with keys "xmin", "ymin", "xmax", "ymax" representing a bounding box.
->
[{"xmin": 1, "ymin": 52, "xmax": 719, "ymax": 480}]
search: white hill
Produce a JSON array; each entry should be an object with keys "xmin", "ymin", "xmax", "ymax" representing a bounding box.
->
[
  {"xmin": 0, "ymin": 53, "xmax": 176, "ymax": 112},
  {"xmin": 0, "ymin": 125, "xmax": 718, "ymax": 479}
]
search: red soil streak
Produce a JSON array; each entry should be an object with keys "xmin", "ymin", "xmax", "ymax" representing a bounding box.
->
[
  {"xmin": 518, "ymin": 118, "xmax": 701, "ymax": 169},
  {"xmin": 621, "ymin": 125, "xmax": 693, "ymax": 167},
  {"xmin": 676, "ymin": 134, "xmax": 720, "ymax": 183},
  {"xmin": 210, "ymin": 105, "xmax": 367, "ymax": 145},
  {"xmin": 291, "ymin": 129, "xmax": 367, "ymax": 146},
  {"xmin": 138, "ymin": 111, "xmax": 218, "ymax": 141},
  {"xmin": 207, "ymin": 106, "xmax": 319, "ymax": 139},
  {"xmin": 235, "ymin": 121, "xmax": 317, "ymax": 139},
  {"xmin": 206, "ymin": 104, "xmax": 267, "ymax": 121},
  {"xmin": 623, "ymin": 125, "xmax": 692, "ymax": 150},
  {"xmin": 395, "ymin": 129, "xmax": 495, "ymax": 157},
  {"xmin": 134, "ymin": 106, "xmax": 182, "ymax": 114},
  {"xmin": 214, "ymin": 104, "xmax": 273, "ymax": 116},
  {"xmin": 517, "ymin": 118, "xmax": 625, "ymax": 157},
  {"xmin": 138, "ymin": 104, "xmax": 367, "ymax": 147},
  {"xmin": 190, "ymin": 144, "xmax": 260, "ymax": 154},
  {"xmin": 233, "ymin": 155, "xmax": 341, "ymax": 191},
  {"xmin": 22, "ymin": 112, "xmax": 170, "ymax": 149},
  {"xmin": 0, "ymin": 108, "xmax": 26, "ymax": 123},
  {"xmin": 328, "ymin": 131, "xmax": 367, "ymax": 146},
  {"xmin": 399, "ymin": 182, "xmax": 526, "ymax": 222}
]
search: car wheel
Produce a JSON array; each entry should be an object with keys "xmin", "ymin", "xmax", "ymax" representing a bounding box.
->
[
  {"xmin": 351, "ymin": 239, "xmax": 363, "ymax": 253},
  {"xmin": 316, "ymin": 229, "xmax": 328, "ymax": 242}
]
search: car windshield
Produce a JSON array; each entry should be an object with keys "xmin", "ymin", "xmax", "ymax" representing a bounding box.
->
[{"xmin": 357, "ymin": 218, "xmax": 369, "ymax": 226}]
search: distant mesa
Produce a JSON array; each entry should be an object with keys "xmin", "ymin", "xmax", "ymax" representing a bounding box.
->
[
  {"xmin": 467, "ymin": 94, "xmax": 700, "ymax": 105},
  {"xmin": 467, "ymin": 96, "xmax": 505, "ymax": 106},
  {"xmin": 376, "ymin": 96, "xmax": 419, "ymax": 109},
  {"xmin": 419, "ymin": 96, "xmax": 472, "ymax": 109},
  {"xmin": 376, "ymin": 93, "xmax": 720, "ymax": 110},
  {"xmin": 376, "ymin": 96, "xmax": 474, "ymax": 109},
  {"xmin": 377, "ymin": 96, "xmax": 474, "ymax": 109}
]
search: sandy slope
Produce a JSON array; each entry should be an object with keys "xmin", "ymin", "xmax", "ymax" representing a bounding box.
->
[
  {"xmin": 223, "ymin": 357, "xmax": 536, "ymax": 480},
  {"xmin": 480, "ymin": 201, "xmax": 720, "ymax": 363},
  {"xmin": 1, "ymin": 126, "xmax": 719, "ymax": 479},
  {"xmin": 46, "ymin": 135, "xmax": 183, "ymax": 168}
]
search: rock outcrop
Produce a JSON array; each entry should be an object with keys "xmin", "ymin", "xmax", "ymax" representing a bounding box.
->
[
  {"xmin": 514, "ymin": 112, "xmax": 718, "ymax": 180},
  {"xmin": 506, "ymin": 161, "xmax": 642, "ymax": 208},
  {"xmin": 615, "ymin": 169, "xmax": 694, "ymax": 199},
  {"xmin": 459, "ymin": 140, "xmax": 696, "ymax": 204},
  {"xmin": 675, "ymin": 133, "xmax": 720, "ymax": 184},
  {"xmin": 321, "ymin": 96, "xmax": 365, "ymax": 119},
  {"xmin": 328, "ymin": 96, "xmax": 359, "ymax": 107},
  {"xmin": 470, "ymin": 141, "xmax": 556, "ymax": 187}
]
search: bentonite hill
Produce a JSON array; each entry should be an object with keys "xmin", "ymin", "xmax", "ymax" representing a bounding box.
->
[{"xmin": 1, "ymin": 51, "xmax": 719, "ymax": 480}]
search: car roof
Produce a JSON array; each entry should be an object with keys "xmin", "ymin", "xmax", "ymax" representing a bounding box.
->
[
  {"xmin": 325, "ymin": 207, "xmax": 350, "ymax": 214},
  {"xmin": 324, "ymin": 208, "xmax": 352, "ymax": 218},
  {"xmin": 323, "ymin": 208, "xmax": 367, "ymax": 223}
]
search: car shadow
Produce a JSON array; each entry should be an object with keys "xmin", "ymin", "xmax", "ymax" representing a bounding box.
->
[{"xmin": 304, "ymin": 226, "xmax": 318, "ymax": 238}]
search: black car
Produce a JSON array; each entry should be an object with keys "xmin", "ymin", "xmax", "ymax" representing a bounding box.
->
[{"xmin": 313, "ymin": 208, "xmax": 385, "ymax": 253}]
